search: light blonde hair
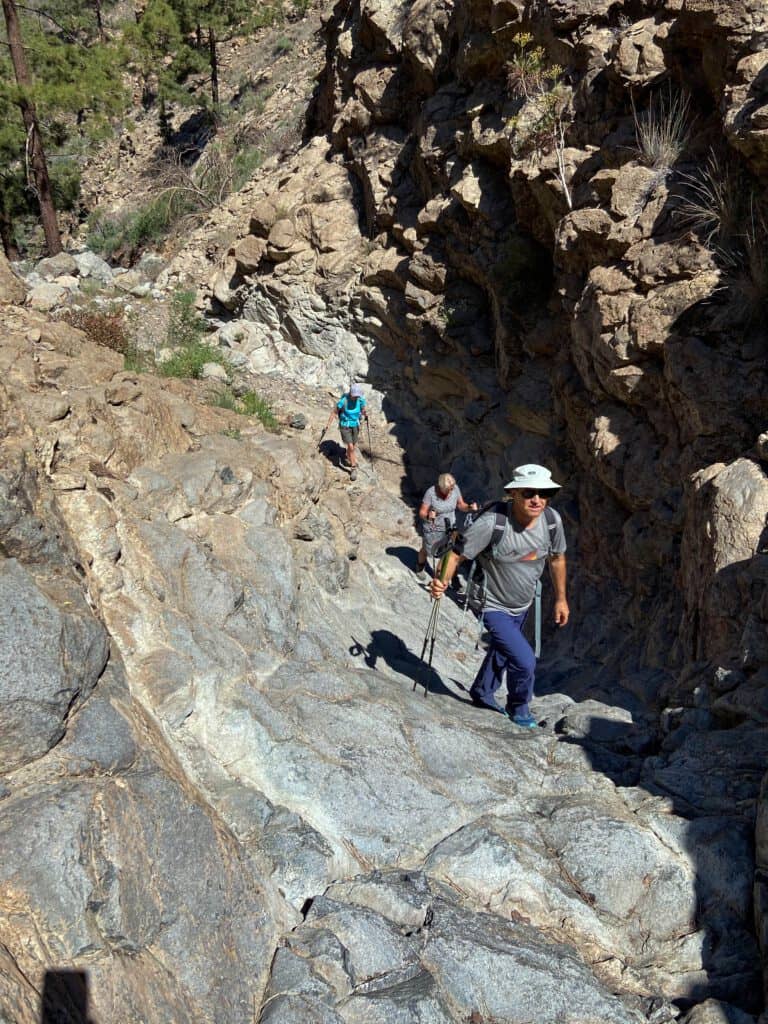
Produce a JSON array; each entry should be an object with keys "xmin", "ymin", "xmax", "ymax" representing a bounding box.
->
[{"xmin": 437, "ymin": 473, "xmax": 456, "ymax": 492}]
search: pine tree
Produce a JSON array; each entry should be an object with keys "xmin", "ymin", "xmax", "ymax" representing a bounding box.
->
[
  {"xmin": 0, "ymin": 0, "xmax": 125, "ymax": 256},
  {"xmin": 168, "ymin": 0, "xmax": 270, "ymax": 110},
  {"xmin": 1, "ymin": 0, "xmax": 61, "ymax": 254}
]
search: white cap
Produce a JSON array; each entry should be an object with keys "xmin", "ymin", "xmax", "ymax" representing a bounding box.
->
[
  {"xmin": 504, "ymin": 464, "xmax": 561, "ymax": 491},
  {"xmin": 349, "ymin": 383, "xmax": 364, "ymax": 397}
]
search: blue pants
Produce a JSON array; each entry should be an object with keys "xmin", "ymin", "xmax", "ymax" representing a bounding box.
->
[{"xmin": 471, "ymin": 609, "xmax": 536, "ymax": 716}]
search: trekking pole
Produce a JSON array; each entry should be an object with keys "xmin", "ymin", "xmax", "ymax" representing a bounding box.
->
[
  {"xmin": 459, "ymin": 559, "xmax": 478, "ymax": 636},
  {"xmin": 318, "ymin": 410, "xmax": 335, "ymax": 450},
  {"xmin": 365, "ymin": 418, "xmax": 374, "ymax": 466},
  {"xmin": 414, "ymin": 552, "xmax": 451, "ymax": 698}
]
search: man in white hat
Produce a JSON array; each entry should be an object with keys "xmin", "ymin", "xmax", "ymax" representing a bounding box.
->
[
  {"xmin": 430, "ymin": 464, "xmax": 569, "ymax": 728},
  {"xmin": 328, "ymin": 383, "xmax": 368, "ymax": 481}
]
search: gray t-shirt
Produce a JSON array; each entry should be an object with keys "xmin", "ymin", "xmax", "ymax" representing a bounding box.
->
[
  {"xmin": 459, "ymin": 504, "xmax": 566, "ymax": 614},
  {"xmin": 421, "ymin": 484, "xmax": 463, "ymax": 536}
]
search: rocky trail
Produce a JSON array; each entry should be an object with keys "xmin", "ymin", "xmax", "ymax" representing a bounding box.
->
[{"xmin": 0, "ymin": 301, "xmax": 764, "ymax": 1023}]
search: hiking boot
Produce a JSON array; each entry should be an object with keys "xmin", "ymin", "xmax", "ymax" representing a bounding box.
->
[
  {"xmin": 349, "ymin": 468, "xmax": 357, "ymax": 481},
  {"xmin": 509, "ymin": 712, "xmax": 538, "ymax": 730},
  {"xmin": 469, "ymin": 691, "xmax": 505, "ymax": 714}
]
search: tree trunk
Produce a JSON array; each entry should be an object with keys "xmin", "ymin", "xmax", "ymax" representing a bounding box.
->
[
  {"xmin": 0, "ymin": 195, "xmax": 19, "ymax": 260},
  {"xmin": 208, "ymin": 24, "xmax": 219, "ymax": 107},
  {"xmin": 1, "ymin": 0, "xmax": 62, "ymax": 255},
  {"xmin": 93, "ymin": 0, "xmax": 105, "ymax": 41}
]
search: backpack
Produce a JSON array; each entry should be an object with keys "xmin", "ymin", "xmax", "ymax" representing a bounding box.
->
[{"xmin": 462, "ymin": 502, "xmax": 558, "ymax": 657}]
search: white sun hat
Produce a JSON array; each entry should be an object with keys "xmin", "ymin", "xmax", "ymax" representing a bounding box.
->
[{"xmin": 504, "ymin": 464, "xmax": 561, "ymax": 491}]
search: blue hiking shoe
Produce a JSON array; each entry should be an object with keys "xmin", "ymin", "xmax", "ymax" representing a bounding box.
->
[{"xmin": 509, "ymin": 712, "xmax": 538, "ymax": 730}]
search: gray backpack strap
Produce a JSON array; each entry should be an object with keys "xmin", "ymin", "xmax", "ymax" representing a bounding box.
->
[{"xmin": 534, "ymin": 505, "xmax": 559, "ymax": 658}]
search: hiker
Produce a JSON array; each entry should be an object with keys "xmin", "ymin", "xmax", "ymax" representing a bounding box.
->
[
  {"xmin": 417, "ymin": 473, "xmax": 477, "ymax": 577},
  {"xmin": 331, "ymin": 383, "xmax": 368, "ymax": 480},
  {"xmin": 429, "ymin": 464, "xmax": 568, "ymax": 729}
]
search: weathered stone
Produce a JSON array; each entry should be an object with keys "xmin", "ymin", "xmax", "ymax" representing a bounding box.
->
[
  {"xmin": 73, "ymin": 250, "xmax": 113, "ymax": 284},
  {"xmin": 0, "ymin": 560, "xmax": 108, "ymax": 772},
  {"xmin": 26, "ymin": 282, "xmax": 67, "ymax": 311},
  {"xmin": 233, "ymin": 234, "xmax": 267, "ymax": 274},
  {"xmin": 36, "ymin": 252, "xmax": 78, "ymax": 280},
  {"xmin": 0, "ymin": 254, "xmax": 27, "ymax": 304}
]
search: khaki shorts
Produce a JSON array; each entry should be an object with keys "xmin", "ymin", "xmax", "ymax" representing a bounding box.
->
[{"xmin": 340, "ymin": 425, "xmax": 359, "ymax": 445}]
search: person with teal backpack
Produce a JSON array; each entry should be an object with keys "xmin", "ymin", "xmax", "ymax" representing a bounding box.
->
[{"xmin": 321, "ymin": 384, "xmax": 369, "ymax": 480}]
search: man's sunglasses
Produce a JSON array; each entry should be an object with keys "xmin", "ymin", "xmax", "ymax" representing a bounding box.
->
[{"xmin": 520, "ymin": 489, "xmax": 551, "ymax": 499}]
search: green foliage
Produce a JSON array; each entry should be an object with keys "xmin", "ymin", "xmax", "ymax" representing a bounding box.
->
[
  {"xmin": 0, "ymin": 2, "xmax": 127, "ymax": 254},
  {"xmin": 250, "ymin": 3, "xmax": 285, "ymax": 28},
  {"xmin": 124, "ymin": 345, "xmax": 154, "ymax": 372},
  {"xmin": 87, "ymin": 190, "xmax": 196, "ymax": 260},
  {"xmin": 210, "ymin": 387, "xmax": 278, "ymax": 429},
  {"xmin": 160, "ymin": 340, "xmax": 226, "ymax": 378},
  {"xmin": 232, "ymin": 80, "xmax": 274, "ymax": 116},
  {"xmin": 274, "ymin": 35, "xmax": 292, "ymax": 55},
  {"xmin": 505, "ymin": 33, "xmax": 561, "ymax": 100},
  {"xmin": 238, "ymin": 391, "xmax": 278, "ymax": 429},
  {"xmin": 503, "ymin": 33, "xmax": 567, "ymax": 157},
  {"xmin": 166, "ymin": 288, "xmax": 206, "ymax": 347},
  {"xmin": 124, "ymin": 0, "xmax": 203, "ymax": 107},
  {"xmin": 292, "ymin": 0, "xmax": 311, "ymax": 14},
  {"xmin": 231, "ymin": 145, "xmax": 264, "ymax": 189},
  {"xmin": 87, "ymin": 137, "xmax": 263, "ymax": 259}
]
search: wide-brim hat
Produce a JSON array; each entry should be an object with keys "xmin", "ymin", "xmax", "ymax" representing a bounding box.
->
[
  {"xmin": 504, "ymin": 464, "xmax": 561, "ymax": 492},
  {"xmin": 349, "ymin": 384, "xmax": 364, "ymax": 397}
]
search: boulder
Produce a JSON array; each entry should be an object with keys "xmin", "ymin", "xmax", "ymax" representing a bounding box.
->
[
  {"xmin": 0, "ymin": 254, "xmax": 26, "ymax": 304},
  {"xmin": 0, "ymin": 560, "xmax": 108, "ymax": 772},
  {"xmin": 36, "ymin": 252, "xmax": 78, "ymax": 280},
  {"xmin": 27, "ymin": 282, "xmax": 67, "ymax": 311}
]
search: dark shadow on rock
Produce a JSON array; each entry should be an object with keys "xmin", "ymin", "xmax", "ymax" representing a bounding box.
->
[
  {"xmin": 349, "ymin": 630, "xmax": 472, "ymax": 704},
  {"xmin": 385, "ymin": 544, "xmax": 421, "ymax": 573},
  {"xmin": 317, "ymin": 438, "xmax": 346, "ymax": 468},
  {"xmin": 41, "ymin": 969, "xmax": 93, "ymax": 1024}
]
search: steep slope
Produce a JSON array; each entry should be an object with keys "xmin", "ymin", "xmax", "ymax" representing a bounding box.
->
[{"xmin": 3, "ymin": 0, "xmax": 768, "ymax": 1020}]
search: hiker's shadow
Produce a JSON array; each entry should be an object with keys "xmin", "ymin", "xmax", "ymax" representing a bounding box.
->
[
  {"xmin": 318, "ymin": 439, "xmax": 346, "ymax": 467},
  {"xmin": 386, "ymin": 545, "xmax": 421, "ymax": 572},
  {"xmin": 350, "ymin": 630, "xmax": 470, "ymax": 702}
]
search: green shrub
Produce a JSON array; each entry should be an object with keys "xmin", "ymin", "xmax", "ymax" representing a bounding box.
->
[
  {"xmin": 503, "ymin": 33, "xmax": 567, "ymax": 156},
  {"xmin": 274, "ymin": 36, "xmax": 292, "ymax": 55},
  {"xmin": 252, "ymin": 2, "xmax": 284, "ymax": 28},
  {"xmin": 239, "ymin": 391, "xmax": 278, "ymax": 430},
  {"xmin": 209, "ymin": 387, "xmax": 278, "ymax": 430},
  {"xmin": 165, "ymin": 289, "xmax": 205, "ymax": 348},
  {"xmin": 160, "ymin": 341, "xmax": 226, "ymax": 379},
  {"xmin": 87, "ymin": 190, "xmax": 196, "ymax": 260},
  {"xmin": 232, "ymin": 145, "xmax": 264, "ymax": 190},
  {"xmin": 210, "ymin": 386, "xmax": 241, "ymax": 412},
  {"xmin": 124, "ymin": 345, "xmax": 155, "ymax": 372}
]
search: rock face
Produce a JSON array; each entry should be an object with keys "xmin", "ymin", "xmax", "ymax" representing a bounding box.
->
[
  {"xmin": 2, "ymin": 0, "xmax": 768, "ymax": 1021},
  {"xmin": 195, "ymin": 0, "xmax": 768, "ymax": 1009}
]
